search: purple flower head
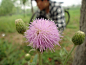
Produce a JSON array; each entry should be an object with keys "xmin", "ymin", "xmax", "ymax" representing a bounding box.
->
[{"xmin": 25, "ymin": 19, "xmax": 61, "ymax": 52}]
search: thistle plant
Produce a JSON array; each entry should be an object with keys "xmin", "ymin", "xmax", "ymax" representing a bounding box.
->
[
  {"xmin": 63, "ymin": 31, "xmax": 85, "ymax": 65},
  {"xmin": 25, "ymin": 19, "xmax": 61, "ymax": 52},
  {"xmin": 25, "ymin": 19, "xmax": 61, "ymax": 65},
  {"xmin": 15, "ymin": 18, "xmax": 85, "ymax": 65}
]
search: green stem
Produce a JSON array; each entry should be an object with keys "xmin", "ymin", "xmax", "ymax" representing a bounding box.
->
[
  {"xmin": 28, "ymin": 62, "xmax": 30, "ymax": 65},
  {"xmin": 63, "ymin": 45, "xmax": 76, "ymax": 65},
  {"xmin": 38, "ymin": 52, "xmax": 42, "ymax": 65}
]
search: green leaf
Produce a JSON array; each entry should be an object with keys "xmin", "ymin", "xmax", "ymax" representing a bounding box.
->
[
  {"xmin": 32, "ymin": 54, "xmax": 38, "ymax": 65},
  {"xmin": 63, "ymin": 47, "xmax": 68, "ymax": 54}
]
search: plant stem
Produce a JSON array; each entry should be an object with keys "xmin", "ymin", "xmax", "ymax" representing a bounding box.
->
[
  {"xmin": 38, "ymin": 52, "xmax": 42, "ymax": 65},
  {"xmin": 63, "ymin": 45, "xmax": 76, "ymax": 65},
  {"xmin": 28, "ymin": 61, "xmax": 30, "ymax": 65}
]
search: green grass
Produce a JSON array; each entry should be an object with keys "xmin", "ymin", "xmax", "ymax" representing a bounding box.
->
[
  {"xmin": 0, "ymin": 15, "xmax": 31, "ymax": 33},
  {"xmin": 0, "ymin": 38, "xmax": 32, "ymax": 65},
  {"xmin": 67, "ymin": 9, "xmax": 80, "ymax": 30}
]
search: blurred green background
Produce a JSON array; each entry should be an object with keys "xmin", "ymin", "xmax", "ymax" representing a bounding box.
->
[{"xmin": 0, "ymin": 0, "xmax": 80, "ymax": 65}]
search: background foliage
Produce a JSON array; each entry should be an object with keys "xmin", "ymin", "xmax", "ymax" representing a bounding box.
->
[{"xmin": 0, "ymin": 0, "xmax": 80, "ymax": 65}]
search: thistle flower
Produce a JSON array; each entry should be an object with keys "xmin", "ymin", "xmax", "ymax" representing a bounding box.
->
[
  {"xmin": 25, "ymin": 19, "xmax": 61, "ymax": 52},
  {"xmin": 15, "ymin": 19, "xmax": 26, "ymax": 35}
]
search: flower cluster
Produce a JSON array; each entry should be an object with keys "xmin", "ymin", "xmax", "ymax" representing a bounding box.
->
[{"xmin": 25, "ymin": 19, "xmax": 61, "ymax": 52}]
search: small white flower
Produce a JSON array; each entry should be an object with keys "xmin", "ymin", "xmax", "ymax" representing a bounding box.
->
[{"xmin": 2, "ymin": 33, "xmax": 5, "ymax": 37}]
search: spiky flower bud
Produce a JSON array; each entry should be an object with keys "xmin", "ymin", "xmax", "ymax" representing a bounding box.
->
[
  {"xmin": 25, "ymin": 53, "xmax": 31, "ymax": 61},
  {"xmin": 72, "ymin": 31, "xmax": 85, "ymax": 45},
  {"xmin": 15, "ymin": 19, "xmax": 26, "ymax": 34}
]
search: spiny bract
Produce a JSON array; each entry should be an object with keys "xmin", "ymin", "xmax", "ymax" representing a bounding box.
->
[
  {"xmin": 72, "ymin": 31, "xmax": 85, "ymax": 45},
  {"xmin": 15, "ymin": 19, "xmax": 26, "ymax": 34}
]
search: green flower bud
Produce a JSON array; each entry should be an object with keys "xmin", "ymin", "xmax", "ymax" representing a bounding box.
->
[
  {"xmin": 72, "ymin": 31, "xmax": 85, "ymax": 45},
  {"xmin": 15, "ymin": 19, "xmax": 26, "ymax": 34},
  {"xmin": 25, "ymin": 53, "xmax": 31, "ymax": 61}
]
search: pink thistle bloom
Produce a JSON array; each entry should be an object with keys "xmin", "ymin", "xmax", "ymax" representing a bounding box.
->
[{"xmin": 25, "ymin": 19, "xmax": 61, "ymax": 52}]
